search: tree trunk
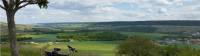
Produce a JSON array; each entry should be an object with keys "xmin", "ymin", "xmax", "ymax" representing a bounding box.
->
[{"xmin": 6, "ymin": 11, "xmax": 19, "ymax": 56}]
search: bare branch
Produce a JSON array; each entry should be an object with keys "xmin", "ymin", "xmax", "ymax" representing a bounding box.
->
[
  {"xmin": 9, "ymin": 0, "xmax": 15, "ymax": 7},
  {"xmin": 17, "ymin": 2, "xmax": 34, "ymax": 10},
  {"xmin": 18, "ymin": 3, "xmax": 29, "ymax": 9},
  {"xmin": 14, "ymin": 0, "xmax": 26, "ymax": 10},
  {"xmin": 0, "ymin": 4, "xmax": 5, "ymax": 10},
  {"xmin": 14, "ymin": 0, "xmax": 35, "ymax": 11},
  {"xmin": 2, "ymin": 0, "xmax": 8, "ymax": 9},
  {"xmin": 14, "ymin": 0, "xmax": 49, "ymax": 11},
  {"xmin": 18, "ymin": 0, "xmax": 27, "ymax": 4},
  {"xmin": 0, "ymin": 5, "xmax": 5, "ymax": 10}
]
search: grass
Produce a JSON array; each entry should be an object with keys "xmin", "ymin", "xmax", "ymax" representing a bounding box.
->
[
  {"xmin": 1, "ymin": 44, "xmax": 42, "ymax": 56},
  {"xmin": 19, "ymin": 32, "xmax": 168, "ymax": 42},
  {"xmin": 1, "ymin": 41, "xmax": 118, "ymax": 56},
  {"xmin": 0, "ymin": 32, "xmax": 170, "ymax": 56},
  {"xmin": 2, "ymin": 32, "xmax": 200, "ymax": 56},
  {"xmin": 48, "ymin": 41, "xmax": 117, "ymax": 56},
  {"xmin": 18, "ymin": 34, "xmax": 57, "ymax": 42}
]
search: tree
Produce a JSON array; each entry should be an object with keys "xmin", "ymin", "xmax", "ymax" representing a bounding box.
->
[
  {"xmin": 0, "ymin": 0, "xmax": 48, "ymax": 56},
  {"xmin": 116, "ymin": 37, "xmax": 200, "ymax": 56},
  {"xmin": 116, "ymin": 37, "xmax": 159, "ymax": 56},
  {"xmin": 160, "ymin": 45, "xmax": 200, "ymax": 56}
]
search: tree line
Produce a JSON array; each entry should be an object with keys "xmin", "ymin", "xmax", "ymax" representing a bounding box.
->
[{"xmin": 56, "ymin": 31, "xmax": 128, "ymax": 41}]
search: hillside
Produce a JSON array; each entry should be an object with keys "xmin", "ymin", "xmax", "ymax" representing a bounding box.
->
[
  {"xmin": 2, "ymin": 20, "xmax": 200, "ymax": 35},
  {"xmin": 33, "ymin": 20, "xmax": 200, "ymax": 33},
  {"xmin": 38, "ymin": 20, "xmax": 200, "ymax": 26},
  {"xmin": 0, "ymin": 22, "xmax": 33, "ymax": 36}
]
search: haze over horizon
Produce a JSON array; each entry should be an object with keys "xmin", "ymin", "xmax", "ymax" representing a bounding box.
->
[{"xmin": 1, "ymin": 0, "xmax": 200, "ymax": 24}]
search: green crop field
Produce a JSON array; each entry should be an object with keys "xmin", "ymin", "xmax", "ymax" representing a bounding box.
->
[
  {"xmin": 18, "ymin": 34, "xmax": 58, "ymax": 42},
  {"xmin": 1, "ymin": 41, "xmax": 118, "ymax": 56},
  {"xmin": 19, "ymin": 32, "xmax": 168, "ymax": 41},
  {"xmin": 2, "ymin": 32, "xmax": 199, "ymax": 56}
]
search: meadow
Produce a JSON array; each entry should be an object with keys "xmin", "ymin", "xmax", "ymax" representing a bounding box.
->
[
  {"xmin": 1, "ymin": 32, "xmax": 166, "ymax": 56},
  {"xmin": 18, "ymin": 32, "xmax": 168, "ymax": 41},
  {"xmin": 1, "ymin": 31, "xmax": 199, "ymax": 56},
  {"xmin": 1, "ymin": 41, "xmax": 117, "ymax": 56}
]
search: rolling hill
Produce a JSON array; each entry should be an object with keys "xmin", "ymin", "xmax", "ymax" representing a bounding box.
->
[{"xmin": 33, "ymin": 20, "xmax": 200, "ymax": 33}]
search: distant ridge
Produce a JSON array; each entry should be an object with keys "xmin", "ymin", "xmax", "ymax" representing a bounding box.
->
[{"xmin": 37, "ymin": 20, "xmax": 200, "ymax": 26}]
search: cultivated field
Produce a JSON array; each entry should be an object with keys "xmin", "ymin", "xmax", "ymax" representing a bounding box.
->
[{"xmin": 1, "ymin": 41, "xmax": 117, "ymax": 56}]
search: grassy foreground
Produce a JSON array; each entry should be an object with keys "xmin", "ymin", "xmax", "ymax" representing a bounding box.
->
[{"xmin": 1, "ymin": 41, "xmax": 118, "ymax": 56}]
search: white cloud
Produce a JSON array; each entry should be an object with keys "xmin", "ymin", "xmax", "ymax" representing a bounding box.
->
[
  {"xmin": 0, "ymin": 0, "xmax": 200, "ymax": 24},
  {"xmin": 92, "ymin": 7, "xmax": 121, "ymax": 14},
  {"xmin": 158, "ymin": 0, "xmax": 172, "ymax": 5}
]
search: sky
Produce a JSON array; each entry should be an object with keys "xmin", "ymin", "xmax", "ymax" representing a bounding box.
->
[{"xmin": 0, "ymin": 0, "xmax": 200, "ymax": 24}]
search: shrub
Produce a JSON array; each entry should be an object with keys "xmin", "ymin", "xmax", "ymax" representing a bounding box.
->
[
  {"xmin": 160, "ymin": 45, "xmax": 200, "ymax": 56},
  {"xmin": 116, "ymin": 37, "xmax": 160, "ymax": 56},
  {"xmin": 116, "ymin": 37, "xmax": 200, "ymax": 56},
  {"xmin": 17, "ymin": 37, "xmax": 33, "ymax": 41}
]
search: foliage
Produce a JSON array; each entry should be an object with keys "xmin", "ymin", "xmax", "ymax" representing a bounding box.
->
[
  {"xmin": 56, "ymin": 31, "xmax": 128, "ymax": 41},
  {"xmin": 32, "ymin": 27, "xmax": 65, "ymax": 34},
  {"xmin": 116, "ymin": 37, "xmax": 200, "ymax": 56},
  {"xmin": 159, "ymin": 45, "xmax": 200, "ymax": 56},
  {"xmin": 36, "ymin": 0, "xmax": 49, "ymax": 8},
  {"xmin": 116, "ymin": 37, "xmax": 159, "ymax": 56},
  {"xmin": 33, "ymin": 21, "xmax": 200, "ymax": 33},
  {"xmin": 1, "ymin": 36, "xmax": 32, "ymax": 42}
]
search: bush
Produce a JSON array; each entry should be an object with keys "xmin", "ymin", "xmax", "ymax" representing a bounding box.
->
[
  {"xmin": 116, "ymin": 37, "xmax": 160, "ymax": 56},
  {"xmin": 17, "ymin": 37, "xmax": 33, "ymax": 41},
  {"xmin": 55, "ymin": 39, "xmax": 70, "ymax": 42},
  {"xmin": 116, "ymin": 37, "xmax": 200, "ymax": 56},
  {"xmin": 56, "ymin": 31, "xmax": 128, "ymax": 41},
  {"xmin": 159, "ymin": 45, "xmax": 200, "ymax": 56},
  {"xmin": 1, "ymin": 35, "xmax": 8, "ymax": 42},
  {"xmin": 1, "ymin": 36, "xmax": 32, "ymax": 42}
]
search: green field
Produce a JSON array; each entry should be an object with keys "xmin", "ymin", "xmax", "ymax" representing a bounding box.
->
[
  {"xmin": 4, "ymin": 33, "xmax": 120, "ymax": 56},
  {"xmin": 19, "ymin": 34, "xmax": 58, "ymax": 42},
  {"xmin": 3, "ymin": 32, "xmax": 198, "ymax": 56},
  {"xmin": 1, "ymin": 41, "xmax": 118, "ymax": 56},
  {"xmin": 2, "ymin": 32, "xmax": 166, "ymax": 56},
  {"xmin": 19, "ymin": 32, "xmax": 168, "ymax": 41}
]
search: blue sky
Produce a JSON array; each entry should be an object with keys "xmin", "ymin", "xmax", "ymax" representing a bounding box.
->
[{"xmin": 0, "ymin": 0, "xmax": 200, "ymax": 24}]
